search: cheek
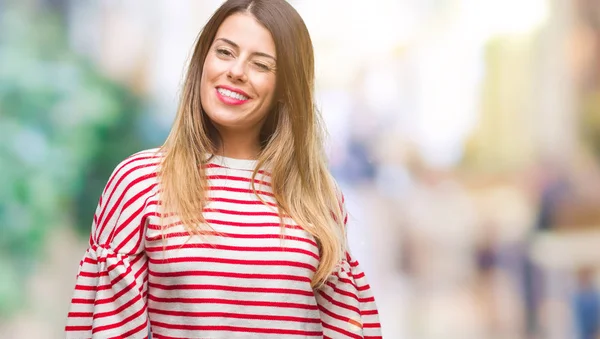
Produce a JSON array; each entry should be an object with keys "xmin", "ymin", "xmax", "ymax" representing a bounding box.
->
[
  {"xmin": 201, "ymin": 56, "xmax": 220, "ymax": 82},
  {"xmin": 257, "ymin": 77, "xmax": 277, "ymax": 103}
]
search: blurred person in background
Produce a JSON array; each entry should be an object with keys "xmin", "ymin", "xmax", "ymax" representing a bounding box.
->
[
  {"xmin": 572, "ymin": 267, "xmax": 599, "ymax": 339},
  {"xmin": 63, "ymin": 0, "xmax": 382, "ymax": 338},
  {"xmin": 524, "ymin": 161, "xmax": 571, "ymax": 337}
]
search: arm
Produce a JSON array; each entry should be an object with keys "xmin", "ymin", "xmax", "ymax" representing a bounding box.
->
[
  {"xmin": 65, "ymin": 150, "xmax": 160, "ymax": 339},
  {"xmin": 315, "ymin": 190, "xmax": 383, "ymax": 338}
]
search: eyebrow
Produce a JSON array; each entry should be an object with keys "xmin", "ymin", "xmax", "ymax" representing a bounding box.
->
[{"xmin": 215, "ymin": 38, "xmax": 276, "ymax": 61}]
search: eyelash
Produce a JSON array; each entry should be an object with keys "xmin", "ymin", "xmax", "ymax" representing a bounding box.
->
[
  {"xmin": 216, "ymin": 48, "xmax": 233, "ymax": 57},
  {"xmin": 253, "ymin": 62, "xmax": 270, "ymax": 71},
  {"xmin": 215, "ymin": 48, "xmax": 273, "ymax": 72}
]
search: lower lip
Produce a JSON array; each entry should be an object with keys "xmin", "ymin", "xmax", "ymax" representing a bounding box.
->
[{"xmin": 215, "ymin": 89, "xmax": 249, "ymax": 106}]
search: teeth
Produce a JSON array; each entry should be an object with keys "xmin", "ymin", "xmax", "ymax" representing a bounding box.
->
[{"xmin": 218, "ymin": 88, "xmax": 249, "ymax": 100}]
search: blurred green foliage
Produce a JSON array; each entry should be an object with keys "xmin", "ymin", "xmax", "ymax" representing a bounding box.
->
[{"xmin": 0, "ymin": 4, "xmax": 150, "ymax": 317}]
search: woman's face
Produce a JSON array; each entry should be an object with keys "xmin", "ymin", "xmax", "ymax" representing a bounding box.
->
[{"xmin": 200, "ymin": 12, "xmax": 277, "ymax": 140}]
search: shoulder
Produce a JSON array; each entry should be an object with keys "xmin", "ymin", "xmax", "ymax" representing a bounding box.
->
[
  {"xmin": 92, "ymin": 149, "xmax": 163, "ymax": 247},
  {"xmin": 103, "ymin": 148, "xmax": 163, "ymax": 197},
  {"xmin": 120, "ymin": 147, "xmax": 163, "ymax": 168}
]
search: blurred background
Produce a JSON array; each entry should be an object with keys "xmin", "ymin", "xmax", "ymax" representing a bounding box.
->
[{"xmin": 1, "ymin": 0, "xmax": 600, "ymax": 338}]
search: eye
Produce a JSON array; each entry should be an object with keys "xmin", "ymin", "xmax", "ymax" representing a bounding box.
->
[
  {"xmin": 253, "ymin": 62, "xmax": 271, "ymax": 71},
  {"xmin": 216, "ymin": 48, "xmax": 234, "ymax": 57}
]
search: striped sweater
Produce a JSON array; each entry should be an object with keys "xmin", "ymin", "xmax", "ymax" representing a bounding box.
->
[{"xmin": 65, "ymin": 149, "xmax": 382, "ymax": 338}]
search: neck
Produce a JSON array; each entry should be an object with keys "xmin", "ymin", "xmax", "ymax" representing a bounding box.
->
[{"xmin": 215, "ymin": 130, "xmax": 261, "ymax": 160}]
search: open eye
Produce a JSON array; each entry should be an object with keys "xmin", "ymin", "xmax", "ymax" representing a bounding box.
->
[{"xmin": 216, "ymin": 48, "xmax": 234, "ymax": 57}]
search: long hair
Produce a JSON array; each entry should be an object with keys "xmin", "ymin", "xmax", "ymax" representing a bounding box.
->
[{"xmin": 159, "ymin": 0, "xmax": 346, "ymax": 288}]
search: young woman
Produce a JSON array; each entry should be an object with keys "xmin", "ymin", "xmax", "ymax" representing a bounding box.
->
[{"xmin": 65, "ymin": 0, "xmax": 382, "ymax": 338}]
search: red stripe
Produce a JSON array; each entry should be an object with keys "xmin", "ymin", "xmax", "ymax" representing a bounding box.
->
[
  {"xmin": 148, "ymin": 268, "xmax": 311, "ymax": 283},
  {"xmin": 354, "ymin": 271, "xmax": 367, "ymax": 280},
  {"xmin": 103, "ymin": 154, "xmax": 159, "ymax": 196},
  {"xmin": 143, "ymin": 204, "xmax": 285, "ymax": 219},
  {"xmin": 336, "ymin": 274, "xmax": 360, "ymax": 291},
  {"xmin": 203, "ymin": 207, "xmax": 280, "ymax": 217},
  {"xmin": 151, "ymin": 321, "xmax": 322, "ymax": 336},
  {"xmin": 117, "ymin": 322, "xmax": 150, "ymax": 339},
  {"xmin": 77, "ymin": 270, "xmax": 108, "ymax": 278},
  {"xmin": 67, "ymin": 312, "xmax": 93, "ymax": 318},
  {"xmin": 361, "ymin": 309, "xmax": 380, "ymax": 316},
  {"xmin": 70, "ymin": 298, "xmax": 95, "ymax": 305},
  {"xmin": 324, "ymin": 280, "xmax": 359, "ymax": 302},
  {"xmin": 130, "ymin": 252, "xmax": 146, "ymax": 271},
  {"xmin": 148, "ymin": 256, "xmax": 316, "ymax": 271},
  {"xmin": 322, "ymin": 321, "xmax": 362, "ymax": 339},
  {"xmin": 359, "ymin": 296, "xmax": 376, "ymax": 303},
  {"xmin": 146, "ymin": 221, "xmax": 307, "ymax": 235},
  {"xmin": 318, "ymin": 304, "xmax": 359, "ymax": 328},
  {"xmin": 145, "ymin": 243, "xmax": 319, "ymax": 260},
  {"xmin": 74, "ymin": 284, "xmax": 97, "ymax": 291},
  {"xmin": 93, "ymin": 292, "xmax": 143, "ymax": 319},
  {"xmin": 341, "ymin": 276, "xmax": 370, "ymax": 292},
  {"xmin": 83, "ymin": 257, "xmax": 97, "ymax": 265},
  {"xmin": 92, "ymin": 305, "xmax": 147, "ymax": 334},
  {"xmin": 148, "ymin": 282, "xmax": 314, "ymax": 296},
  {"xmin": 144, "ymin": 230, "xmax": 317, "ymax": 248},
  {"xmin": 317, "ymin": 289, "xmax": 361, "ymax": 314},
  {"xmin": 65, "ymin": 325, "xmax": 92, "ymax": 332},
  {"xmin": 204, "ymin": 218, "xmax": 301, "ymax": 229},
  {"xmin": 148, "ymin": 307, "xmax": 321, "ymax": 323},
  {"xmin": 208, "ymin": 196, "xmax": 277, "ymax": 206},
  {"xmin": 363, "ymin": 322, "xmax": 382, "ymax": 328},
  {"xmin": 147, "ymin": 294, "xmax": 319, "ymax": 310},
  {"xmin": 208, "ymin": 186, "xmax": 274, "ymax": 197},
  {"xmin": 203, "ymin": 163, "xmax": 224, "ymax": 169},
  {"xmin": 207, "ymin": 175, "xmax": 271, "ymax": 187},
  {"xmin": 151, "ymin": 333, "xmax": 188, "ymax": 339},
  {"xmin": 121, "ymin": 180, "xmax": 157, "ymax": 211}
]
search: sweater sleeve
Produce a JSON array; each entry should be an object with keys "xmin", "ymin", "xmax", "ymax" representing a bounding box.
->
[
  {"xmin": 65, "ymin": 150, "xmax": 159, "ymax": 339},
  {"xmin": 315, "ymin": 190, "xmax": 383, "ymax": 338}
]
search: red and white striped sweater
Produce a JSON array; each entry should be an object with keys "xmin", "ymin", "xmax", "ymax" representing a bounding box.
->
[{"xmin": 65, "ymin": 149, "xmax": 382, "ymax": 338}]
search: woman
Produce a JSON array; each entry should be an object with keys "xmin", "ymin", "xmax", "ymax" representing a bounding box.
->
[{"xmin": 65, "ymin": 0, "xmax": 382, "ymax": 338}]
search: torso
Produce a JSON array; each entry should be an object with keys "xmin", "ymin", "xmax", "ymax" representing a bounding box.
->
[{"xmin": 144, "ymin": 155, "xmax": 325, "ymax": 338}]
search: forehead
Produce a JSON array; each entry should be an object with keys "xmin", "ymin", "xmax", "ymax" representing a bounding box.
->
[{"xmin": 214, "ymin": 12, "xmax": 276, "ymax": 56}]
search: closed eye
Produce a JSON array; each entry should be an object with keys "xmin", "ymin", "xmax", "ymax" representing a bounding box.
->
[{"xmin": 253, "ymin": 62, "xmax": 271, "ymax": 71}]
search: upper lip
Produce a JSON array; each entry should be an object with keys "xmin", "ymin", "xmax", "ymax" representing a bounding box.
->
[{"xmin": 217, "ymin": 85, "xmax": 251, "ymax": 99}]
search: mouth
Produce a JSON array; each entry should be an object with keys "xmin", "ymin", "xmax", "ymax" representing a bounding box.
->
[
  {"xmin": 215, "ymin": 86, "xmax": 250, "ymax": 106},
  {"xmin": 216, "ymin": 86, "xmax": 250, "ymax": 101}
]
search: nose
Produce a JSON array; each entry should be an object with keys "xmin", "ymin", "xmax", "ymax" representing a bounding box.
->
[{"xmin": 227, "ymin": 59, "xmax": 247, "ymax": 82}]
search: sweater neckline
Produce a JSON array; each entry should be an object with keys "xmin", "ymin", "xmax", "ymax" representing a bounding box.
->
[{"xmin": 208, "ymin": 154, "xmax": 258, "ymax": 171}]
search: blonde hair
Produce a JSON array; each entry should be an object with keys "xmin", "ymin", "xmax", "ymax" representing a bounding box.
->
[{"xmin": 159, "ymin": 0, "xmax": 345, "ymax": 288}]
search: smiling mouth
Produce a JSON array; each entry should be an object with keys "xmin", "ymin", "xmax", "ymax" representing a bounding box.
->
[{"xmin": 217, "ymin": 87, "xmax": 249, "ymax": 101}]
